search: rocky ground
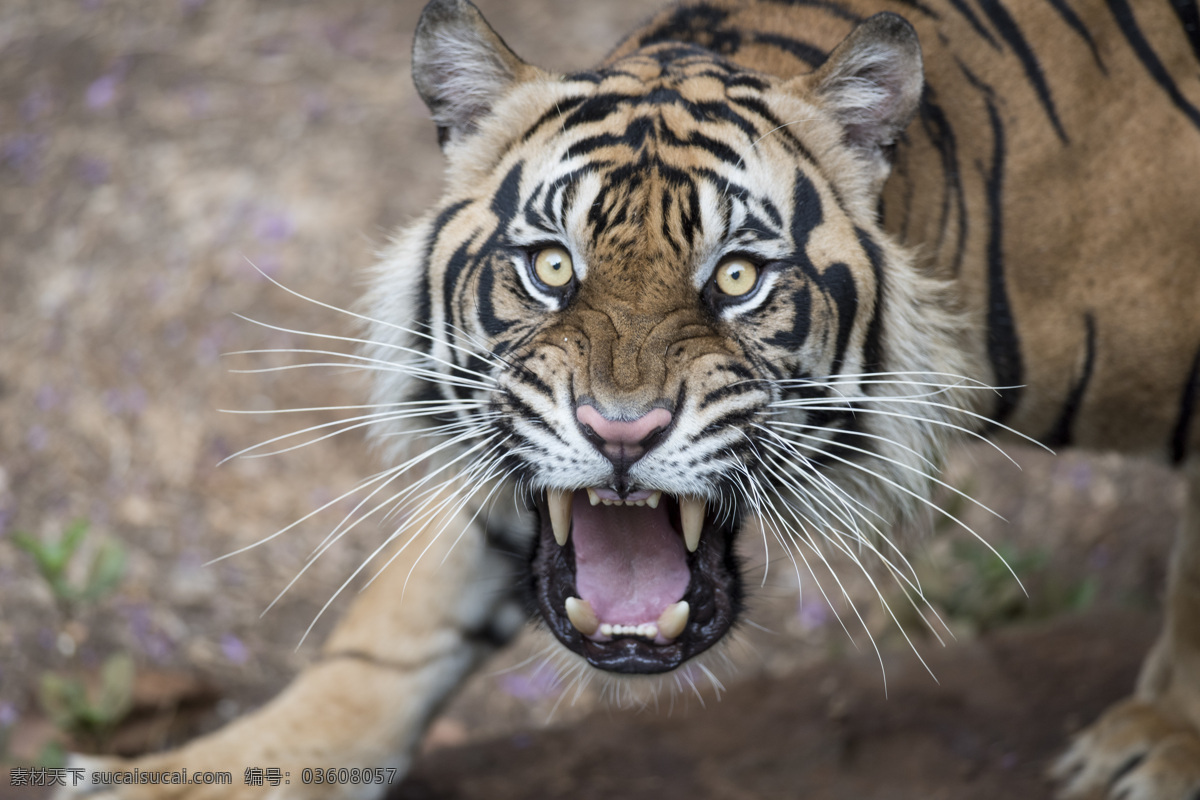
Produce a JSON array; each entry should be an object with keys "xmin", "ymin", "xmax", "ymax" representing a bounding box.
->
[{"xmin": 0, "ymin": 1, "xmax": 1184, "ymax": 798}]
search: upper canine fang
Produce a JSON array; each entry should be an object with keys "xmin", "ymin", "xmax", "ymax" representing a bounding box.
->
[
  {"xmin": 680, "ymin": 496, "xmax": 705, "ymax": 553},
  {"xmin": 548, "ymin": 489, "xmax": 573, "ymax": 546}
]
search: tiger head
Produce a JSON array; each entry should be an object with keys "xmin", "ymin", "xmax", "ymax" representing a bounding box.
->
[{"xmin": 365, "ymin": 0, "xmax": 976, "ymax": 677}]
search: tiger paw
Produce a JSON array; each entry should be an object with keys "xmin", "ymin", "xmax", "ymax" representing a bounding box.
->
[{"xmin": 1051, "ymin": 699, "xmax": 1200, "ymax": 800}]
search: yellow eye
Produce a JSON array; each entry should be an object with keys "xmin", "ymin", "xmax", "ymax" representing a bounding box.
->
[
  {"xmin": 714, "ymin": 257, "xmax": 759, "ymax": 297},
  {"xmin": 533, "ymin": 247, "xmax": 574, "ymax": 288}
]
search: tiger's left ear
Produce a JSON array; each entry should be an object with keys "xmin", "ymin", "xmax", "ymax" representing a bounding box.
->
[
  {"xmin": 792, "ymin": 13, "xmax": 923, "ymax": 170},
  {"xmin": 412, "ymin": 0, "xmax": 545, "ymax": 148}
]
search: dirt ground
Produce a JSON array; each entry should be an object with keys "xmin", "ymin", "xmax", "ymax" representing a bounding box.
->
[{"xmin": 0, "ymin": 1, "xmax": 1186, "ymax": 799}]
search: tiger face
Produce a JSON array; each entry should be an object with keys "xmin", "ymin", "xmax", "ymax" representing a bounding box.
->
[{"xmin": 367, "ymin": 0, "xmax": 974, "ymax": 676}]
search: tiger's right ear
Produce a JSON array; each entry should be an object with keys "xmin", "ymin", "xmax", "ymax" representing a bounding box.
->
[{"xmin": 412, "ymin": 0, "xmax": 542, "ymax": 148}]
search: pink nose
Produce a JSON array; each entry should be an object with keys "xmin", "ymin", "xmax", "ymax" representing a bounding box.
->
[{"xmin": 576, "ymin": 405, "xmax": 673, "ymax": 463}]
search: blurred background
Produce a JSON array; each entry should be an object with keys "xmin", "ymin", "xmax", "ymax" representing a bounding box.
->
[{"xmin": 0, "ymin": 1, "xmax": 1184, "ymax": 797}]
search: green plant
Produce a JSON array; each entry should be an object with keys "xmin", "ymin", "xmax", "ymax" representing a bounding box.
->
[
  {"xmin": 39, "ymin": 653, "xmax": 135, "ymax": 751},
  {"xmin": 13, "ymin": 520, "xmax": 126, "ymax": 618},
  {"xmin": 12, "ymin": 520, "xmax": 134, "ymax": 756}
]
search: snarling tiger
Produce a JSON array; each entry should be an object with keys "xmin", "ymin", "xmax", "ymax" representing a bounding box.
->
[{"xmin": 59, "ymin": 0, "xmax": 1200, "ymax": 798}]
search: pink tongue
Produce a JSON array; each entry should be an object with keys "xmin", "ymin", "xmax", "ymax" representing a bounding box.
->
[{"xmin": 572, "ymin": 491, "xmax": 690, "ymax": 625}]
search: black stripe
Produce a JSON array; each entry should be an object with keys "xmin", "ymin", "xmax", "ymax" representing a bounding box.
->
[
  {"xmin": 661, "ymin": 192, "xmax": 683, "ymax": 255},
  {"xmin": 1105, "ymin": 0, "xmax": 1200, "ymax": 132},
  {"xmin": 790, "ymin": 170, "xmax": 824, "ymax": 248},
  {"xmin": 704, "ymin": 71, "xmax": 771, "ymax": 90},
  {"xmin": 697, "ymin": 408, "xmax": 762, "ymax": 439},
  {"xmin": 751, "ymin": 33, "xmax": 827, "ymax": 68},
  {"xmin": 475, "ymin": 260, "xmax": 513, "ymax": 338},
  {"xmin": 820, "ymin": 262, "xmax": 858, "ymax": 376},
  {"xmin": 979, "ymin": 96, "xmax": 1024, "ymax": 422},
  {"xmin": 890, "ymin": 0, "xmax": 940, "ymax": 19},
  {"xmin": 726, "ymin": 95, "xmax": 819, "ymax": 163},
  {"xmin": 1046, "ymin": 0, "xmax": 1106, "ymax": 73},
  {"xmin": 763, "ymin": 284, "xmax": 813, "ymax": 350},
  {"xmin": 1043, "ymin": 313, "xmax": 1096, "ymax": 448},
  {"xmin": 1169, "ymin": 0, "xmax": 1200, "ymax": 65},
  {"xmin": 561, "ymin": 93, "xmax": 639, "ymax": 130},
  {"xmin": 417, "ymin": 199, "xmax": 473, "ymax": 354},
  {"xmin": 976, "ymin": 0, "xmax": 1070, "ymax": 143},
  {"xmin": 761, "ymin": 198, "xmax": 783, "ymax": 230},
  {"xmin": 634, "ymin": 4, "xmax": 739, "ymax": 54},
  {"xmin": 763, "ymin": 0, "xmax": 862, "ymax": 24},
  {"xmin": 855, "ymin": 228, "xmax": 886, "ymax": 376},
  {"xmin": 658, "ymin": 124, "xmax": 743, "ymax": 165},
  {"xmin": 511, "ymin": 365, "xmax": 555, "ymax": 403},
  {"xmin": 518, "ymin": 95, "xmax": 586, "ymax": 145},
  {"xmin": 441, "ymin": 239, "xmax": 474, "ymax": 363},
  {"xmin": 946, "ymin": 0, "xmax": 1001, "ymax": 49},
  {"xmin": 1171, "ymin": 344, "xmax": 1200, "ymax": 463},
  {"xmin": 490, "ymin": 162, "xmax": 524, "ymax": 224},
  {"xmin": 698, "ymin": 382, "xmax": 761, "ymax": 410},
  {"xmin": 503, "ymin": 395, "xmax": 556, "ymax": 437},
  {"xmin": 543, "ymin": 165, "xmax": 604, "ymax": 230}
]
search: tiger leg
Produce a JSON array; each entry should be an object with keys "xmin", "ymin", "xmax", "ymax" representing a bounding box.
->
[
  {"xmin": 54, "ymin": 496, "xmax": 526, "ymax": 800},
  {"xmin": 1052, "ymin": 458, "xmax": 1200, "ymax": 800}
]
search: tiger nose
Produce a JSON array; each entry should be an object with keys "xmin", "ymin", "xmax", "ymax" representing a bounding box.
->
[{"xmin": 576, "ymin": 405, "xmax": 673, "ymax": 464}]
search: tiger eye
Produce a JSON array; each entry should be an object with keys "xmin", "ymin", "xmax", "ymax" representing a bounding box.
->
[
  {"xmin": 714, "ymin": 258, "xmax": 758, "ymax": 297},
  {"xmin": 533, "ymin": 247, "xmax": 574, "ymax": 288}
]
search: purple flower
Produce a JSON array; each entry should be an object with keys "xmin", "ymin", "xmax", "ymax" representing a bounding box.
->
[
  {"xmin": 221, "ymin": 633, "xmax": 249, "ymax": 664},
  {"xmin": 796, "ymin": 595, "xmax": 831, "ymax": 630},
  {"xmin": 497, "ymin": 664, "xmax": 561, "ymax": 702},
  {"xmin": 86, "ymin": 72, "xmax": 121, "ymax": 110},
  {"xmin": 253, "ymin": 211, "xmax": 295, "ymax": 243}
]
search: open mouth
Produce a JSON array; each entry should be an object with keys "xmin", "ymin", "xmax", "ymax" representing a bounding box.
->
[{"xmin": 530, "ymin": 487, "xmax": 743, "ymax": 674}]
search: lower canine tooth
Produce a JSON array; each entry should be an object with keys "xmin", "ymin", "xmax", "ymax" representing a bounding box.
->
[
  {"xmin": 565, "ymin": 597, "xmax": 599, "ymax": 636},
  {"xmin": 657, "ymin": 601, "xmax": 690, "ymax": 640},
  {"xmin": 547, "ymin": 488, "xmax": 572, "ymax": 546},
  {"xmin": 680, "ymin": 496, "xmax": 705, "ymax": 552}
]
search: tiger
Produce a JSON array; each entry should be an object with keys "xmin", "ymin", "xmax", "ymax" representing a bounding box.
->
[{"xmin": 57, "ymin": 0, "xmax": 1200, "ymax": 798}]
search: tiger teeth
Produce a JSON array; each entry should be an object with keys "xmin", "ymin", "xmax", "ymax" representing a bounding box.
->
[
  {"xmin": 564, "ymin": 597, "xmax": 598, "ymax": 636},
  {"xmin": 680, "ymin": 496, "xmax": 705, "ymax": 553},
  {"xmin": 656, "ymin": 601, "xmax": 690, "ymax": 640},
  {"xmin": 586, "ymin": 490, "xmax": 665, "ymax": 508},
  {"xmin": 547, "ymin": 488, "xmax": 572, "ymax": 546},
  {"xmin": 598, "ymin": 622, "xmax": 658, "ymax": 639}
]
